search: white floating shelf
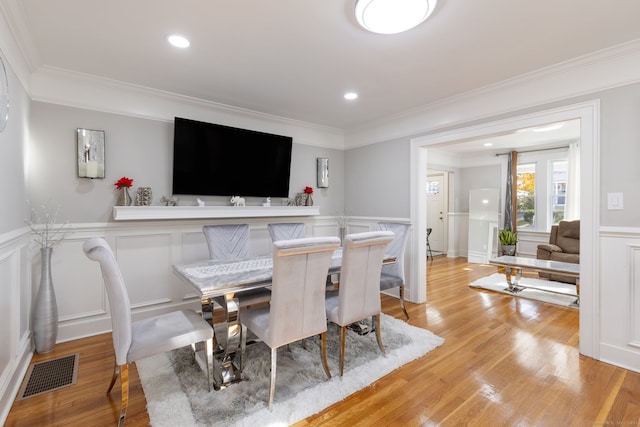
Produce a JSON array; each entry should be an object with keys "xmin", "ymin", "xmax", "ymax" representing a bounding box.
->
[{"xmin": 113, "ymin": 205, "xmax": 320, "ymax": 221}]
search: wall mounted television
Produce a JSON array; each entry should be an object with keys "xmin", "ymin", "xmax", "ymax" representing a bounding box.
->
[{"xmin": 172, "ymin": 117, "xmax": 293, "ymax": 198}]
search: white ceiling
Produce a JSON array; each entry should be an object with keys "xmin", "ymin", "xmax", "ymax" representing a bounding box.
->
[{"xmin": 6, "ymin": 1, "xmax": 640, "ymax": 149}]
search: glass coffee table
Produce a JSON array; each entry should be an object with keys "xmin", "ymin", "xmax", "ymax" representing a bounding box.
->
[{"xmin": 489, "ymin": 255, "xmax": 580, "ymax": 307}]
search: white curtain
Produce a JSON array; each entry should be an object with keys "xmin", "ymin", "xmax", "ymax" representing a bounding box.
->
[{"xmin": 564, "ymin": 142, "xmax": 580, "ymax": 220}]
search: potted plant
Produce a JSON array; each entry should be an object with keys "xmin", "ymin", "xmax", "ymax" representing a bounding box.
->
[{"xmin": 498, "ymin": 228, "xmax": 518, "ymax": 256}]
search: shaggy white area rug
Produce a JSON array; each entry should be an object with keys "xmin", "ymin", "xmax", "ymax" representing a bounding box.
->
[
  {"xmin": 137, "ymin": 313, "xmax": 444, "ymax": 427},
  {"xmin": 469, "ymin": 273, "xmax": 579, "ymax": 308}
]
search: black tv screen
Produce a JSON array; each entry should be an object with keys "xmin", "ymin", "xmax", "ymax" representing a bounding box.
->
[{"xmin": 172, "ymin": 117, "xmax": 293, "ymax": 198}]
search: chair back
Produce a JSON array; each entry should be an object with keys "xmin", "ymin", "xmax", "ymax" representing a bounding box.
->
[
  {"xmin": 267, "ymin": 222, "xmax": 306, "ymax": 242},
  {"xmin": 83, "ymin": 238, "xmax": 132, "ymax": 366},
  {"xmin": 268, "ymin": 236, "xmax": 340, "ymax": 347},
  {"xmin": 377, "ymin": 222, "xmax": 412, "ymax": 283},
  {"xmin": 336, "ymin": 231, "xmax": 394, "ymax": 325},
  {"xmin": 203, "ymin": 224, "xmax": 249, "ymax": 260}
]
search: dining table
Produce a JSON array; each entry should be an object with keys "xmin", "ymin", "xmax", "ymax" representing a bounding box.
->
[{"xmin": 173, "ymin": 248, "xmax": 395, "ymax": 390}]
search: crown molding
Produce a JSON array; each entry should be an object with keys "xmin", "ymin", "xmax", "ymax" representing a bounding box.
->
[
  {"xmin": 30, "ymin": 66, "xmax": 346, "ymax": 150},
  {"xmin": 345, "ymin": 39, "xmax": 640, "ymax": 149}
]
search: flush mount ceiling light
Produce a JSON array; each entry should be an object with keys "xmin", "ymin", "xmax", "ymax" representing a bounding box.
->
[
  {"xmin": 355, "ymin": 0, "xmax": 438, "ymax": 34},
  {"xmin": 167, "ymin": 34, "xmax": 190, "ymax": 48}
]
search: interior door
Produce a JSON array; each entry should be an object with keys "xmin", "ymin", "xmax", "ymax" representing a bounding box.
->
[{"xmin": 427, "ymin": 174, "xmax": 445, "ymax": 254}]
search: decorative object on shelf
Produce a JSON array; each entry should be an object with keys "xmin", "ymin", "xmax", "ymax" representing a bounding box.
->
[
  {"xmin": 77, "ymin": 128, "xmax": 105, "ymax": 179},
  {"xmin": 114, "ymin": 176, "xmax": 133, "ymax": 206},
  {"xmin": 295, "ymin": 186, "xmax": 314, "ymax": 206},
  {"xmin": 317, "ymin": 158, "xmax": 329, "ymax": 188},
  {"xmin": 262, "ymin": 197, "xmax": 271, "ymax": 207},
  {"xmin": 196, "ymin": 198, "xmax": 205, "ymax": 207},
  {"xmin": 285, "ymin": 198, "xmax": 296, "ymax": 206},
  {"xmin": 304, "ymin": 186, "xmax": 314, "ymax": 206},
  {"xmin": 135, "ymin": 187, "xmax": 152, "ymax": 206},
  {"xmin": 25, "ymin": 203, "xmax": 71, "ymax": 354},
  {"xmin": 498, "ymin": 228, "xmax": 518, "ymax": 256},
  {"xmin": 230, "ymin": 196, "xmax": 245, "ymax": 207},
  {"xmin": 160, "ymin": 195, "xmax": 178, "ymax": 206}
]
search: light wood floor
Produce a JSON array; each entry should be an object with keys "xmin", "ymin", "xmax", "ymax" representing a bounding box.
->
[{"xmin": 6, "ymin": 257, "xmax": 640, "ymax": 426}]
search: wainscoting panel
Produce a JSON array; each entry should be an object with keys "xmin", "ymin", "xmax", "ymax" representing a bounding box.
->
[
  {"xmin": 447, "ymin": 213, "xmax": 468, "ymax": 258},
  {"xmin": 0, "ymin": 248, "xmax": 18, "ymax": 386},
  {"xmin": 311, "ymin": 222, "xmax": 340, "ymax": 238},
  {"xmin": 115, "ymin": 233, "xmax": 175, "ymax": 310},
  {"xmin": 34, "ymin": 216, "xmax": 410, "ymax": 345},
  {"xmin": 599, "ymin": 229, "xmax": 640, "ymax": 373},
  {"xmin": 0, "ymin": 230, "xmax": 33, "ymax": 426},
  {"xmin": 179, "ymin": 230, "xmax": 210, "ymax": 265},
  {"xmin": 44, "ymin": 238, "xmax": 107, "ymax": 321},
  {"xmin": 629, "ymin": 245, "xmax": 640, "ymax": 348}
]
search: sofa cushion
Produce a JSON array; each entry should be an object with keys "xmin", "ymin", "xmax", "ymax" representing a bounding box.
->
[
  {"xmin": 555, "ymin": 220, "xmax": 580, "ymax": 254},
  {"xmin": 550, "ymin": 252, "xmax": 579, "ymax": 264}
]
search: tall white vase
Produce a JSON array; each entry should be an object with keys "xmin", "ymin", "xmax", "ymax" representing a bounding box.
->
[{"xmin": 32, "ymin": 247, "xmax": 59, "ymax": 354}]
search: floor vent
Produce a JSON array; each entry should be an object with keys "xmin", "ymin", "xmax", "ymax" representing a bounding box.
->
[{"xmin": 17, "ymin": 353, "xmax": 79, "ymax": 400}]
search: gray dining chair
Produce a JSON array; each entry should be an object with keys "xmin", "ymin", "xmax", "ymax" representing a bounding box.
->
[
  {"xmin": 202, "ymin": 223, "xmax": 270, "ymax": 306},
  {"xmin": 240, "ymin": 236, "xmax": 341, "ymax": 410},
  {"xmin": 377, "ymin": 222, "xmax": 412, "ymax": 319},
  {"xmin": 203, "ymin": 224, "xmax": 249, "ymax": 260},
  {"xmin": 267, "ymin": 222, "xmax": 306, "ymax": 241},
  {"xmin": 325, "ymin": 231, "xmax": 394, "ymax": 376},
  {"xmin": 83, "ymin": 238, "xmax": 213, "ymax": 427}
]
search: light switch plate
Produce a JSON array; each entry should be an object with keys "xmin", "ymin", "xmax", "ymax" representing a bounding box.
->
[{"xmin": 607, "ymin": 192, "xmax": 624, "ymax": 210}]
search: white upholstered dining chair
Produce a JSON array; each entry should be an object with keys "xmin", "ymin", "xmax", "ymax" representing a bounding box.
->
[
  {"xmin": 376, "ymin": 222, "xmax": 412, "ymax": 319},
  {"xmin": 240, "ymin": 236, "xmax": 341, "ymax": 410},
  {"xmin": 83, "ymin": 238, "xmax": 213, "ymax": 427},
  {"xmin": 325, "ymin": 231, "xmax": 394, "ymax": 376},
  {"xmin": 267, "ymin": 222, "xmax": 306, "ymax": 241}
]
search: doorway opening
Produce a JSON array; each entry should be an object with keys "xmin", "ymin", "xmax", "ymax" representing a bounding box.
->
[
  {"xmin": 409, "ymin": 100, "xmax": 600, "ymax": 359},
  {"xmin": 426, "ymin": 170, "xmax": 448, "ymax": 257}
]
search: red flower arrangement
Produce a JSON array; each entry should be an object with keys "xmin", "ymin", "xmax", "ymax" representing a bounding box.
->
[
  {"xmin": 114, "ymin": 176, "xmax": 133, "ymax": 189},
  {"xmin": 304, "ymin": 186, "xmax": 314, "ymax": 194}
]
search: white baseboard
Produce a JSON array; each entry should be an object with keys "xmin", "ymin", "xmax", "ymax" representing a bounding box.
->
[{"xmin": 0, "ymin": 334, "xmax": 33, "ymax": 425}]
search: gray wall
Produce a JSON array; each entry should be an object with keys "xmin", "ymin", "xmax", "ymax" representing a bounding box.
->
[
  {"xmin": 29, "ymin": 102, "xmax": 345, "ymax": 222},
  {"xmin": 599, "ymin": 83, "xmax": 640, "ymax": 227},
  {"xmin": 343, "ymin": 82, "xmax": 640, "ymax": 229},
  {"xmin": 458, "ymin": 165, "xmax": 501, "ymax": 213},
  {"xmin": 344, "ymin": 137, "xmax": 410, "ymax": 217},
  {"xmin": 0, "ymin": 57, "xmax": 28, "ymax": 234}
]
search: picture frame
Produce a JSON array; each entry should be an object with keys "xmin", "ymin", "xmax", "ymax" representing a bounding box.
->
[{"xmin": 77, "ymin": 128, "xmax": 105, "ymax": 179}]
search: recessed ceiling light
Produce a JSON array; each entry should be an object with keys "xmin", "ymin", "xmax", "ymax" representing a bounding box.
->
[
  {"xmin": 531, "ymin": 122, "xmax": 564, "ymax": 132},
  {"xmin": 483, "ymin": 143, "xmax": 493, "ymax": 147},
  {"xmin": 355, "ymin": 0, "xmax": 438, "ymax": 35},
  {"xmin": 344, "ymin": 92, "xmax": 358, "ymax": 100},
  {"xmin": 168, "ymin": 34, "xmax": 190, "ymax": 48}
]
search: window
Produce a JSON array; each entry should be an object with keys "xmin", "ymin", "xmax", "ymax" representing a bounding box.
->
[
  {"xmin": 427, "ymin": 179, "xmax": 440, "ymax": 195},
  {"xmin": 516, "ymin": 163, "xmax": 536, "ymax": 228},
  {"xmin": 510, "ymin": 149, "xmax": 571, "ymax": 232},
  {"xmin": 550, "ymin": 160, "xmax": 567, "ymax": 224}
]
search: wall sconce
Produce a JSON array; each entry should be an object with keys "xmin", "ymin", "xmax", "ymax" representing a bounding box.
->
[
  {"xmin": 317, "ymin": 158, "xmax": 329, "ymax": 188},
  {"xmin": 77, "ymin": 128, "xmax": 105, "ymax": 179}
]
